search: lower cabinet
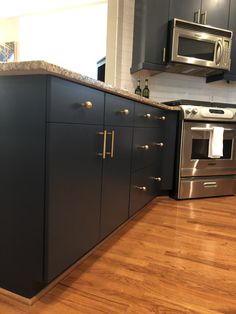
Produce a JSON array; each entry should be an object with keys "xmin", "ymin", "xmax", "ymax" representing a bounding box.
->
[
  {"xmin": 129, "ymin": 165, "xmax": 161, "ymax": 216},
  {"xmin": 100, "ymin": 127, "xmax": 133, "ymax": 239},
  {"xmin": 45, "ymin": 123, "xmax": 103, "ymax": 282}
]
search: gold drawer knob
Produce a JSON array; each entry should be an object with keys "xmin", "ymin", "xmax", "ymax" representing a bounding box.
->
[
  {"xmin": 82, "ymin": 101, "xmax": 93, "ymax": 109},
  {"xmin": 154, "ymin": 142, "xmax": 164, "ymax": 147},
  {"xmin": 136, "ymin": 186, "xmax": 147, "ymax": 191},
  {"xmin": 120, "ymin": 109, "xmax": 129, "ymax": 116},
  {"xmin": 152, "ymin": 177, "xmax": 162, "ymax": 182},
  {"xmin": 156, "ymin": 116, "xmax": 166, "ymax": 121},
  {"xmin": 138, "ymin": 144, "xmax": 149, "ymax": 150},
  {"xmin": 144, "ymin": 113, "xmax": 151, "ymax": 119}
]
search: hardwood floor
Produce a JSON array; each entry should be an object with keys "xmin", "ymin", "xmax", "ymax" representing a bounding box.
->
[{"xmin": 1, "ymin": 196, "xmax": 236, "ymax": 313}]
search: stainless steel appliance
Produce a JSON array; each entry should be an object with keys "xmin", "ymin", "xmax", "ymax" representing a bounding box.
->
[
  {"xmin": 167, "ymin": 19, "xmax": 233, "ymax": 76},
  {"xmin": 165, "ymin": 100, "xmax": 236, "ymax": 199}
]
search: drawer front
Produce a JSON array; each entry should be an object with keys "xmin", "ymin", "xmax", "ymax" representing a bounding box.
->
[
  {"xmin": 105, "ymin": 94, "xmax": 134, "ymax": 126},
  {"xmin": 134, "ymin": 102, "xmax": 167, "ymax": 127},
  {"xmin": 132, "ymin": 127, "xmax": 165, "ymax": 171},
  {"xmin": 48, "ymin": 76, "xmax": 104, "ymax": 124},
  {"xmin": 178, "ymin": 176, "xmax": 236, "ymax": 199},
  {"xmin": 129, "ymin": 165, "xmax": 162, "ymax": 216}
]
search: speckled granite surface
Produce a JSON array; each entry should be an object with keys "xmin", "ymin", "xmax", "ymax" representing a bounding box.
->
[{"xmin": 0, "ymin": 61, "xmax": 180, "ymax": 111}]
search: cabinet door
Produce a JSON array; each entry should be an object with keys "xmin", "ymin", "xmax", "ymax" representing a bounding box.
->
[
  {"xmin": 201, "ymin": 0, "xmax": 230, "ymax": 28},
  {"xmin": 45, "ymin": 124, "xmax": 103, "ymax": 282},
  {"xmin": 227, "ymin": 0, "xmax": 236, "ymax": 78},
  {"xmin": 145, "ymin": 0, "xmax": 170, "ymax": 65},
  {"xmin": 0, "ymin": 76, "xmax": 46, "ymax": 298},
  {"xmin": 100, "ymin": 127, "xmax": 133, "ymax": 239},
  {"xmin": 130, "ymin": 164, "xmax": 161, "ymax": 216},
  {"xmin": 169, "ymin": 0, "xmax": 201, "ymax": 22},
  {"xmin": 161, "ymin": 111, "xmax": 178, "ymax": 190}
]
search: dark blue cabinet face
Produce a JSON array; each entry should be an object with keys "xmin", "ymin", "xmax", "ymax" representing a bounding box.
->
[
  {"xmin": 45, "ymin": 124, "xmax": 103, "ymax": 282},
  {"xmin": 201, "ymin": 0, "xmax": 230, "ymax": 29},
  {"xmin": 105, "ymin": 94, "xmax": 135, "ymax": 126},
  {"xmin": 47, "ymin": 76, "xmax": 104, "ymax": 124},
  {"xmin": 100, "ymin": 126, "xmax": 133, "ymax": 239},
  {"xmin": 169, "ymin": 0, "xmax": 201, "ymax": 22},
  {"xmin": 0, "ymin": 76, "xmax": 46, "ymax": 298}
]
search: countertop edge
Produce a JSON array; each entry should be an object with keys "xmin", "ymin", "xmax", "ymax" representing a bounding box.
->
[{"xmin": 0, "ymin": 61, "xmax": 180, "ymax": 111}]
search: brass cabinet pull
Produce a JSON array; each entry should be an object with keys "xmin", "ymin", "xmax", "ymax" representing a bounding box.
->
[
  {"xmin": 106, "ymin": 130, "xmax": 115, "ymax": 158},
  {"xmin": 155, "ymin": 116, "xmax": 166, "ymax": 121},
  {"xmin": 138, "ymin": 144, "xmax": 149, "ymax": 150},
  {"xmin": 120, "ymin": 109, "xmax": 129, "ymax": 116},
  {"xmin": 162, "ymin": 47, "xmax": 166, "ymax": 63},
  {"xmin": 136, "ymin": 186, "xmax": 147, "ymax": 191},
  {"xmin": 110, "ymin": 130, "xmax": 115, "ymax": 158},
  {"xmin": 153, "ymin": 142, "xmax": 164, "ymax": 148},
  {"xmin": 143, "ymin": 113, "xmax": 151, "ymax": 119},
  {"xmin": 201, "ymin": 11, "xmax": 207, "ymax": 24},
  {"xmin": 97, "ymin": 130, "xmax": 107, "ymax": 159},
  {"xmin": 81, "ymin": 101, "xmax": 93, "ymax": 109},
  {"xmin": 194, "ymin": 9, "xmax": 200, "ymax": 23},
  {"xmin": 151, "ymin": 177, "xmax": 162, "ymax": 182}
]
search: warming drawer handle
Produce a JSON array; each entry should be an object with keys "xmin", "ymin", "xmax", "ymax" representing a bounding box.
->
[
  {"xmin": 191, "ymin": 127, "xmax": 233, "ymax": 131},
  {"xmin": 203, "ymin": 182, "xmax": 218, "ymax": 188}
]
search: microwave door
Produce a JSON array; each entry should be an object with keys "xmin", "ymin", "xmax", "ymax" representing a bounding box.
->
[{"xmin": 172, "ymin": 29, "xmax": 220, "ymax": 69}]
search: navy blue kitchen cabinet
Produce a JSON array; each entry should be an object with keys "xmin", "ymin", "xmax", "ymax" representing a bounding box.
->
[
  {"xmin": 0, "ymin": 74, "xmax": 178, "ymax": 298},
  {"xmin": 129, "ymin": 105, "xmax": 177, "ymax": 216},
  {"xmin": 169, "ymin": 0, "xmax": 230, "ymax": 28},
  {"xmin": 100, "ymin": 94, "xmax": 134, "ymax": 239},
  {"xmin": 45, "ymin": 124, "xmax": 103, "ymax": 282},
  {"xmin": 131, "ymin": 0, "xmax": 170, "ymax": 74},
  {"xmin": 169, "ymin": 0, "xmax": 201, "ymax": 22},
  {"xmin": 0, "ymin": 76, "xmax": 47, "ymax": 298},
  {"xmin": 223, "ymin": 0, "xmax": 236, "ymax": 81},
  {"xmin": 201, "ymin": 0, "xmax": 230, "ymax": 29}
]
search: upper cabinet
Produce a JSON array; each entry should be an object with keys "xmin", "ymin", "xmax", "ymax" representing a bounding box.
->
[
  {"xmin": 131, "ymin": 0, "xmax": 169, "ymax": 74},
  {"xmin": 224, "ymin": 0, "xmax": 236, "ymax": 81},
  {"xmin": 169, "ymin": 0, "xmax": 201, "ymax": 23},
  {"xmin": 201, "ymin": 0, "xmax": 230, "ymax": 29},
  {"xmin": 169, "ymin": 0, "xmax": 230, "ymax": 28}
]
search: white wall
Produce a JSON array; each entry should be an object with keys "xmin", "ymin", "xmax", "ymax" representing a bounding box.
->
[
  {"xmin": 109, "ymin": 0, "xmax": 236, "ymax": 104},
  {"xmin": 0, "ymin": 2, "xmax": 107, "ymax": 79}
]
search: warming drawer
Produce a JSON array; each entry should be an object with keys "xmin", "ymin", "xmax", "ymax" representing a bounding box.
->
[{"xmin": 178, "ymin": 175, "xmax": 236, "ymax": 199}]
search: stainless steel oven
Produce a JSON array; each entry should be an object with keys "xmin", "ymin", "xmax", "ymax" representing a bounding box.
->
[
  {"xmin": 165, "ymin": 100, "xmax": 236, "ymax": 199},
  {"xmin": 168, "ymin": 19, "xmax": 233, "ymax": 74},
  {"xmin": 181, "ymin": 121, "xmax": 236, "ymax": 177}
]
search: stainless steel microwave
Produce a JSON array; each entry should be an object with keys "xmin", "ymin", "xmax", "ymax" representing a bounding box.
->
[{"xmin": 168, "ymin": 19, "xmax": 233, "ymax": 73}]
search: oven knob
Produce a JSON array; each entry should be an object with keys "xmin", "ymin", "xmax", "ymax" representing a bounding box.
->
[
  {"xmin": 185, "ymin": 108, "xmax": 192, "ymax": 114},
  {"xmin": 192, "ymin": 108, "xmax": 198, "ymax": 115}
]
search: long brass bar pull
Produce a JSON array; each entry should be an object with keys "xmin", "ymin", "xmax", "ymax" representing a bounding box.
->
[
  {"xmin": 110, "ymin": 130, "xmax": 115, "ymax": 158},
  {"xmin": 98, "ymin": 130, "xmax": 107, "ymax": 159}
]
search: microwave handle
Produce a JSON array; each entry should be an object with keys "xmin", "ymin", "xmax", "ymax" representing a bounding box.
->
[{"xmin": 216, "ymin": 41, "xmax": 223, "ymax": 65}]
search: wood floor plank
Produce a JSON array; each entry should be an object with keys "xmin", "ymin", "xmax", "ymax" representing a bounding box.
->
[{"xmin": 1, "ymin": 196, "xmax": 236, "ymax": 313}]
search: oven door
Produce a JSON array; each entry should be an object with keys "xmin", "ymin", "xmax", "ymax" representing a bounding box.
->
[
  {"xmin": 172, "ymin": 28, "xmax": 223, "ymax": 69},
  {"xmin": 181, "ymin": 122, "xmax": 236, "ymax": 177}
]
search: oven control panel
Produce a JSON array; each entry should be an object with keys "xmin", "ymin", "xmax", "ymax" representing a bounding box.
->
[{"xmin": 182, "ymin": 105, "xmax": 236, "ymax": 121}]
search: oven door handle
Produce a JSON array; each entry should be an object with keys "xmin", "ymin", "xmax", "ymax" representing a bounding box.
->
[{"xmin": 191, "ymin": 127, "xmax": 233, "ymax": 131}]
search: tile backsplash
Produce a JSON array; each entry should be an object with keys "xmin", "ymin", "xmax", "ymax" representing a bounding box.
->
[{"xmin": 116, "ymin": 0, "xmax": 236, "ymax": 104}]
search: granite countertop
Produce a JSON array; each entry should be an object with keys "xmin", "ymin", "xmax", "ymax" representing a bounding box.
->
[{"xmin": 0, "ymin": 61, "xmax": 180, "ymax": 111}]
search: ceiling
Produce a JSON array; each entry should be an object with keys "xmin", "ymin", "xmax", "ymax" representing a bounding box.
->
[{"xmin": 0, "ymin": 0, "xmax": 107, "ymax": 18}]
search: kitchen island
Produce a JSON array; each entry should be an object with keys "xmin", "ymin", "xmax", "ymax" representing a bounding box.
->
[{"xmin": 0, "ymin": 61, "xmax": 179, "ymax": 301}]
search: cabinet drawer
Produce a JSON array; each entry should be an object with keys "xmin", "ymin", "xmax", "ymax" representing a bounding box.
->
[
  {"xmin": 129, "ymin": 165, "xmax": 162, "ymax": 216},
  {"xmin": 105, "ymin": 94, "xmax": 134, "ymax": 126},
  {"xmin": 47, "ymin": 76, "xmax": 104, "ymax": 124},
  {"xmin": 132, "ymin": 127, "xmax": 165, "ymax": 171},
  {"xmin": 134, "ymin": 102, "xmax": 167, "ymax": 127}
]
